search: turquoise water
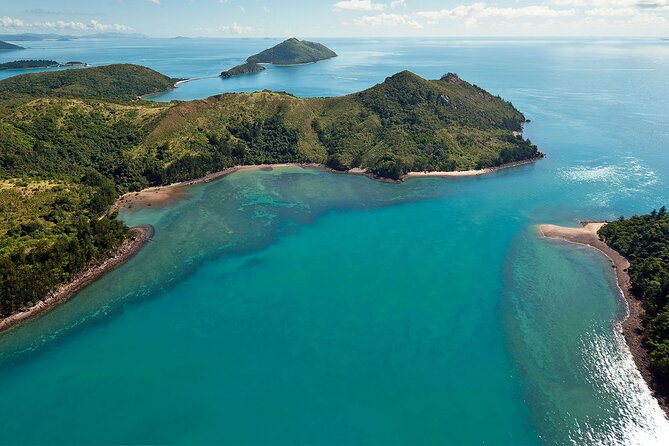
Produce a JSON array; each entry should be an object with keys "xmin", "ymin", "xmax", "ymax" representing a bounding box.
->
[{"xmin": 1, "ymin": 38, "xmax": 669, "ymax": 444}]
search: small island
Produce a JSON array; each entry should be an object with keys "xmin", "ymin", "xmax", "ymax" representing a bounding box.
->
[
  {"xmin": 0, "ymin": 60, "xmax": 87, "ymax": 70},
  {"xmin": 220, "ymin": 61, "xmax": 266, "ymax": 78},
  {"xmin": 0, "ymin": 40, "xmax": 24, "ymax": 50},
  {"xmin": 220, "ymin": 37, "xmax": 337, "ymax": 78}
]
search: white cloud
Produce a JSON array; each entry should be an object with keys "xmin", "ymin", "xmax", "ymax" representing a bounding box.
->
[
  {"xmin": 0, "ymin": 16, "xmax": 28, "ymax": 28},
  {"xmin": 40, "ymin": 20, "xmax": 88, "ymax": 30},
  {"xmin": 221, "ymin": 22, "xmax": 253, "ymax": 34},
  {"xmin": 148, "ymin": 0, "xmax": 161, "ymax": 4},
  {"xmin": 0, "ymin": 15, "xmax": 133, "ymax": 32},
  {"xmin": 355, "ymin": 12, "xmax": 422, "ymax": 28},
  {"xmin": 89, "ymin": 20, "xmax": 133, "ymax": 32},
  {"xmin": 390, "ymin": 0, "xmax": 406, "ymax": 8},
  {"xmin": 334, "ymin": 0, "xmax": 386, "ymax": 11},
  {"xmin": 416, "ymin": 3, "xmax": 577, "ymax": 27}
]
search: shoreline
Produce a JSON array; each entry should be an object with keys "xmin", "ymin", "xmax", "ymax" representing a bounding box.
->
[
  {"xmin": 537, "ymin": 222, "xmax": 669, "ymax": 416},
  {"xmin": 0, "ymin": 157, "xmax": 539, "ymax": 330},
  {"xmin": 403, "ymin": 157, "xmax": 540, "ymax": 179},
  {"xmin": 0, "ymin": 225, "xmax": 154, "ymax": 333},
  {"xmin": 111, "ymin": 158, "xmax": 541, "ymax": 211}
]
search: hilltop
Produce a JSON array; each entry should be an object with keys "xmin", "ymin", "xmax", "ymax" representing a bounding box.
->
[
  {"xmin": 220, "ymin": 61, "xmax": 266, "ymax": 78},
  {"xmin": 247, "ymin": 38, "xmax": 337, "ymax": 65},
  {"xmin": 220, "ymin": 38, "xmax": 336, "ymax": 78},
  {"xmin": 0, "ymin": 41, "xmax": 24, "ymax": 50},
  {"xmin": 0, "ymin": 63, "xmax": 540, "ymax": 318}
]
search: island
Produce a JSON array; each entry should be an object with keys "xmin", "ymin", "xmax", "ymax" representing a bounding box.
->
[
  {"xmin": 0, "ymin": 63, "xmax": 541, "ymax": 328},
  {"xmin": 539, "ymin": 209, "xmax": 669, "ymax": 414},
  {"xmin": 220, "ymin": 61, "xmax": 266, "ymax": 78},
  {"xmin": 220, "ymin": 37, "xmax": 337, "ymax": 78},
  {"xmin": 0, "ymin": 60, "xmax": 87, "ymax": 70},
  {"xmin": 0, "ymin": 40, "xmax": 24, "ymax": 50}
]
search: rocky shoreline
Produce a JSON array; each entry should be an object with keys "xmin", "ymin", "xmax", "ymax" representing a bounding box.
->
[
  {"xmin": 0, "ymin": 225, "xmax": 154, "ymax": 332},
  {"xmin": 538, "ymin": 222, "xmax": 669, "ymax": 416}
]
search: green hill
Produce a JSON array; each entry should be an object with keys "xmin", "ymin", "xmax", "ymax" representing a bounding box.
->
[
  {"xmin": 0, "ymin": 64, "xmax": 176, "ymax": 102},
  {"xmin": 0, "ymin": 64, "xmax": 540, "ymax": 317},
  {"xmin": 0, "ymin": 41, "xmax": 24, "ymax": 50},
  {"xmin": 247, "ymin": 38, "xmax": 337, "ymax": 65},
  {"xmin": 220, "ymin": 61, "xmax": 265, "ymax": 78}
]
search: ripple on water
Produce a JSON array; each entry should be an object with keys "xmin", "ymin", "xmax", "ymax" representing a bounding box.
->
[{"xmin": 557, "ymin": 156, "xmax": 660, "ymax": 207}]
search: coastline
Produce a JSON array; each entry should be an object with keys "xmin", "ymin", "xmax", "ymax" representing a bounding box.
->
[
  {"xmin": 111, "ymin": 158, "xmax": 541, "ymax": 211},
  {"xmin": 537, "ymin": 222, "xmax": 669, "ymax": 416},
  {"xmin": 0, "ymin": 157, "xmax": 540, "ymax": 331},
  {"xmin": 0, "ymin": 225, "xmax": 154, "ymax": 333},
  {"xmin": 403, "ymin": 158, "xmax": 540, "ymax": 179}
]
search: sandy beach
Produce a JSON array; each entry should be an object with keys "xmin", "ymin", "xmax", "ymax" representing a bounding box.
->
[
  {"xmin": 538, "ymin": 222, "xmax": 669, "ymax": 415},
  {"xmin": 0, "ymin": 225, "xmax": 154, "ymax": 333},
  {"xmin": 109, "ymin": 163, "xmax": 328, "ymax": 211},
  {"xmin": 112, "ymin": 158, "xmax": 544, "ymax": 211},
  {"xmin": 403, "ymin": 157, "xmax": 541, "ymax": 179}
]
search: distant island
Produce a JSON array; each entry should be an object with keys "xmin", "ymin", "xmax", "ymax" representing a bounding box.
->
[
  {"xmin": 0, "ymin": 40, "xmax": 24, "ymax": 50},
  {"xmin": 0, "ymin": 63, "xmax": 540, "ymax": 328},
  {"xmin": 220, "ymin": 38, "xmax": 337, "ymax": 78},
  {"xmin": 0, "ymin": 60, "xmax": 87, "ymax": 70},
  {"xmin": 539, "ymin": 209, "xmax": 669, "ymax": 415}
]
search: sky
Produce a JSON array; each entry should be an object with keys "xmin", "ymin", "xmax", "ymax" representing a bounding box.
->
[{"xmin": 1, "ymin": 0, "xmax": 668, "ymax": 38}]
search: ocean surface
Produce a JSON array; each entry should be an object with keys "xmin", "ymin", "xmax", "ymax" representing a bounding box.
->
[{"xmin": 1, "ymin": 37, "xmax": 669, "ymax": 444}]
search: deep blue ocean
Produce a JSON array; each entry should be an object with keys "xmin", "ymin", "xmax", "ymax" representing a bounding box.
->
[{"xmin": 1, "ymin": 37, "xmax": 668, "ymax": 444}]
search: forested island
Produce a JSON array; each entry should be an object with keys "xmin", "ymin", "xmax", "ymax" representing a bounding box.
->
[
  {"xmin": 0, "ymin": 64, "xmax": 540, "ymax": 321},
  {"xmin": 0, "ymin": 60, "xmax": 87, "ymax": 70},
  {"xmin": 0, "ymin": 41, "xmax": 24, "ymax": 50},
  {"xmin": 220, "ymin": 38, "xmax": 336, "ymax": 78}
]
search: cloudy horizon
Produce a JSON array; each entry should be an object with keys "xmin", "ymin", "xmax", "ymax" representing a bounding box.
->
[{"xmin": 1, "ymin": 0, "xmax": 668, "ymax": 38}]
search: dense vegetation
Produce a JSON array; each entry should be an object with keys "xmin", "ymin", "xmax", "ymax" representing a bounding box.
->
[
  {"xmin": 599, "ymin": 208, "xmax": 669, "ymax": 390},
  {"xmin": 0, "ymin": 41, "xmax": 23, "ymax": 50},
  {"xmin": 0, "ymin": 64, "xmax": 176, "ymax": 101},
  {"xmin": 221, "ymin": 38, "xmax": 336, "ymax": 78},
  {"xmin": 247, "ymin": 38, "xmax": 337, "ymax": 65},
  {"xmin": 220, "ymin": 61, "xmax": 265, "ymax": 78},
  {"xmin": 0, "ymin": 63, "xmax": 540, "ymax": 317},
  {"xmin": 0, "ymin": 60, "xmax": 59, "ymax": 70}
]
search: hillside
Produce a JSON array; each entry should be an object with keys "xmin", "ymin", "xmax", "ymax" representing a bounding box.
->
[
  {"xmin": 247, "ymin": 38, "xmax": 337, "ymax": 65},
  {"xmin": 0, "ymin": 41, "xmax": 23, "ymax": 50},
  {"xmin": 0, "ymin": 64, "xmax": 176, "ymax": 102},
  {"xmin": 0, "ymin": 64, "xmax": 540, "ymax": 317},
  {"xmin": 598, "ymin": 209, "xmax": 669, "ymax": 392}
]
